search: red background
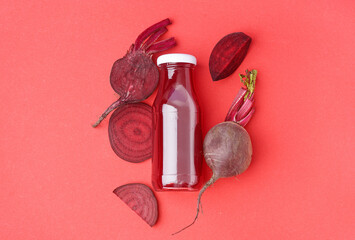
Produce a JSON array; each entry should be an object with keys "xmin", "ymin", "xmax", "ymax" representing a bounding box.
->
[{"xmin": 1, "ymin": 1, "xmax": 354, "ymax": 239}]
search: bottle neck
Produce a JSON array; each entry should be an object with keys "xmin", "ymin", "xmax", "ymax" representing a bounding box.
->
[{"xmin": 159, "ymin": 63, "xmax": 195, "ymax": 88}]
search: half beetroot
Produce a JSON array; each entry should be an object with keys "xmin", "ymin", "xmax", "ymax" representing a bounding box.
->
[
  {"xmin": 113, "ymin": 183, "xmax": 158, "ymax": 227},
  {"xmin": 93, "ymin": 18, "xmax": 176, "ymax": 127},
  {"xmin": 108, "ymin": 103, "xmax": 152, "ymax": 163},
  {"xmin": 209, "ymin": 32, "xmax": 251, "ymax": 81}
]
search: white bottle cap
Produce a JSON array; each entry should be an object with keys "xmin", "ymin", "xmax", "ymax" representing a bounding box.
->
[{"xmin": 157, "ymin": 53, "xmax": 197, "ymax": 66}]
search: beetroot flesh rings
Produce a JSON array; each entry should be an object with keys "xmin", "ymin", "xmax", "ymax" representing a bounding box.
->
[
  {"xmin": 209, "ymin": 32, "xmax": 251, "ymax": 81},
  {"xmin": 113, "ymin": 183, "xmax": 158, "ymax": 227},
  {"xmin": 173, "ymin": 69, "xmax": 257, "ymax": 235},
  {"xmin": 93, "ymin": 18, "xmax": 176, "ymax": 127},
  {"xmin": 110, "ymin": 53, "xmax": 158, "ymax": 102},
  {"xmin": 108, "ymin": 103, "xmax": 152, "ymax": 163}
]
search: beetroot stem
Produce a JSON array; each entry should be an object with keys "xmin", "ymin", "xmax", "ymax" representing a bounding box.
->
[
  {"xmin": 134, "ymin": 18, "xmax": 171, "ymax": 51},
  {"xmin": 225, "ymin": 69, "xmax": 257, "ymax": 126},
  {"xmin": 92, "ymin": 98, "xmax": 123, "ymax": 128},
  {"xmin": 142, "ymin": 27, "xmax": 168, "ymax": 51},
  {"xmin": 172, "ymin": 174, "xmax": 218, "ymax": 235},
  {"xmin": 238, "ymin": 107, "xmax": 255, "ymax": 127},
  {"xmin": 146, "ymin": 37, "xmax": 176, "ymax": 54},
  {"xmin": 236, "ymin": 98, "xmax": 254, "ymax": 121},
  {"xmin": 225, "ymin": 87, "xmax": 247, "ymax": 121}
]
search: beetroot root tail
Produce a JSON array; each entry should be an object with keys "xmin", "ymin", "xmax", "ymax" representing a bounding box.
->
[
  {"xmin": 92, "ymin": 98, "xmax": 123, "ymax": 128},
  {"xmin": 172, "ymin": 175, "xmax": 218, "ymax": 235}
]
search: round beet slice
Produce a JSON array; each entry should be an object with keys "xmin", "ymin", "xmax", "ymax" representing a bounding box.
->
[
  {"xmin": 113, "ymin": 183, "xmax": 158, "ymax": 227},
  {"xmin": 108, "ymin": 103, "xmax": 152, "ymax": 163}
]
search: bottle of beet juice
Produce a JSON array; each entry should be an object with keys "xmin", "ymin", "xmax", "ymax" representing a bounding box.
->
[{"xmin": 152, "ymin": 54, "xmax": 203, "ymax": 191}]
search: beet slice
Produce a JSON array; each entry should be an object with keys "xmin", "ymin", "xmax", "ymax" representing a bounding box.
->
[
  {"xmin": 113, "ymin": 183, "xmax": 158, "ymax": 227},
  {"xmin": 209, "ymin": 32, "xmax": 251, "ymax": 81},
  {"xmin": 109, "ymin": 52, "xmax": 159, "ymax": 102},
  {"xmin": 108, "ymin": 103, "xmax": 152, "ymax": 163},
  {"xmin": 93, "ymin": 18, "xmax": 176, "ymax": 127}
]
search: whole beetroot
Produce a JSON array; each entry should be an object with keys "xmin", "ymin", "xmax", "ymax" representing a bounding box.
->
[
  {"xmin": 174, "ymin": 69, "xmax": 257, "ymax": 235},
  {"xmin": 204, "ymin": 122, "xmax": 252, "ymax": 179},
  {"xmin": 93, "ymin": 19, "xmax": 176, "ymax": 127}
]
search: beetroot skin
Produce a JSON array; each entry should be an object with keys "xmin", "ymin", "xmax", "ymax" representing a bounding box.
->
[
  {"xmin": 113, "ymin": 183, "xmax": 158, "ymax": 227},
  {"xmin": 174, "ymin": 69, "xmax": 257, "ymax": 235},
  {"xmin": 204, "ymin": 122, "xmax": 252, "ymax": 178},
  {"xmin": 108, "ymin": 103, "xmax": 152, "ymax": 163},
  {"xmin": 209, "ymin": 32, "xmax": 251, "ymax": 81},
  {"xmin": 93, "ymin": 19, "xmax": 176, "ymax": 127}
]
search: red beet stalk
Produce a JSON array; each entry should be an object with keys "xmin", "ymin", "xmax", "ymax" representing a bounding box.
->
[
  {"xmin": 134, "ymin": 18, "xmax": 171, "ymax": 51},
  {"xmin": 225, "ymin": 69, "xmax": 257, "ymax": 126}
]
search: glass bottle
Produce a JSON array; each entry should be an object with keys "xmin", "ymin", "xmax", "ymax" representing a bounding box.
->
[{"xmin": 152, "ymin": 54, "xmax": 203, "ymax": 191}]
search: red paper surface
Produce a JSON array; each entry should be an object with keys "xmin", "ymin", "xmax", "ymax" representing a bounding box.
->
[{"xmin": 1, "ymin": 1, "xmax": 354, "ymax": 239}]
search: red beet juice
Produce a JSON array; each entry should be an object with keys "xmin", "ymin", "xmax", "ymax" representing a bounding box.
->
[{"xmin": 152, "ymin": 54, "xmax": 203, "ymax": 191}]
